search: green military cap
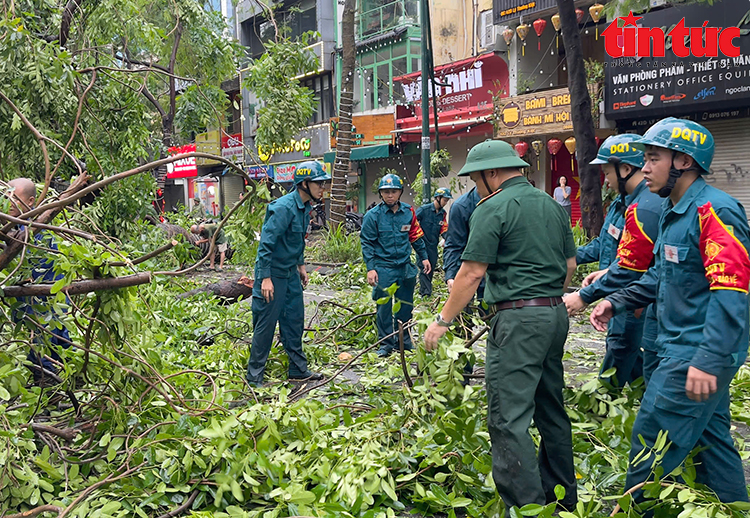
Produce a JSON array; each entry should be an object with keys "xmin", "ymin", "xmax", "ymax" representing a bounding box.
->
[{"xmin": 458, "ymin": 139, "xmax": 530, "ymax": 176}]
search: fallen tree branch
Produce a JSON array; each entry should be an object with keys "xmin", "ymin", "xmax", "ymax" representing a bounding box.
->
[
  {"xmin": 109, "ymin": 240, "xmax": 178, "ymax": 267},
  {"xmin": 3, "ymin": 504, "xmax": 63, "ymax": 518},
  {"xmin": 464, "ymin": 325, "xmax": 489, "ymax": 350},
  {"xmin": 398, "ymin": 321, "xmax": 413, "ymax": 388},
  {"xmin": 289, "ymin": 321, "xmax": 418, "ymax": 402},
  {"xmin": 155, "ymin": 488, "xmax": 199, "ymax": 518},
  {"xmin": 1, "ymin": 273, "xmax": 151, "ymax": 298},
  {"xmin": 28, "ymin": 423, "xmax": 80, "ymax": 442},
  {"xmin": 175, "ymin": 276, "xmax": 253, "ymax": 304}
]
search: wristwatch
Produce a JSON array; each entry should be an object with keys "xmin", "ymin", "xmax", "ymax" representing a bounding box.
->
[{"xmin": 435, "ymin": 313, "xmax": 453, "ymax": 327}]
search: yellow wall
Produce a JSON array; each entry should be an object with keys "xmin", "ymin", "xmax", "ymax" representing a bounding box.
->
[{"xmin": 430, "ymin": 0, "xmax": 493, "ymax": 66}]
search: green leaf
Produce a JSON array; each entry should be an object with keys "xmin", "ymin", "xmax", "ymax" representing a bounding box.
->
[
  {"xmin": 554, "ymin": 485, "xmax": 566, "ymax": 501},
  {"xmin": 381, "ymin": 477, "xmax": 398, "ymax": 501},
  {"xmin": 230, "ymin": 480, "xmax": 244, "ymax": 502},
  {"xmin": 0, "ymin": 386, "xmax": 10, "ymax": 400},
  {"xmin": 451, "ymin": 497, "xmax": 472, "ymax": 508},
  {"xmin": 289, "ymin": 490, "xmax": 316, "ymax": 504},
  {"xmin": 99, "ymin": 432, "xmax": 111, "ymax": 447}
]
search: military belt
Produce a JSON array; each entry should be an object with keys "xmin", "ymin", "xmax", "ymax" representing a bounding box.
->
[{"xmin": 490, "ymin": 296, "xmax": 563, "ymax": 313}]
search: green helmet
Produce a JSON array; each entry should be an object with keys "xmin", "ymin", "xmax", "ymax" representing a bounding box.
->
[
  {"xmin": 458, "ymin": 139, "xmax": 530, "ymax": 176},
  {"xmin": 378, "ymin": 174, "xmax": 404, "ymax": 190},
  {"xmin": 294, "ymin": 161, "xmax": 332, "ymax": 184},
  {"xmin": 590, "ymin": 134, "xmax": 645, "ymax": 169},
  {"xmin": 633, "ymin": 117, "xmax": 714, "ymax": 173},
  {"xmin": 434, "ymin": 187, "xmax": 453, "ymax": 199}
]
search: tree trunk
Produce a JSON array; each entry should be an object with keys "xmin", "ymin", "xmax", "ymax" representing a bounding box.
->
[
  {"xmin": 1, "ymin": 272, "xmax": 152, "ymax": 298},
  {"xmin": 330, "ymin": 0, "xmax": 356, "ymax": 227},
  {"xmin": 176, "ymin": 277, "xmax": 253, "ymax": 304},
  {"xmin": 556, "ymin": 0, "xmax": 604, "ymax": 236}
]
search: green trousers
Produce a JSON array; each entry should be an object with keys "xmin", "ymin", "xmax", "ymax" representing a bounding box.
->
[{"xmin": 486, "ymin": 304, "xmax": 577, "ymax": 510}]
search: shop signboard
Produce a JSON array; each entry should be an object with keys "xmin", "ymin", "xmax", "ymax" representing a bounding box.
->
[
  {"xmin": 494, "ymin": 87, "xmax": 573, "ymax": 137},
  {"xmin": 274, "ymin": 163, "xmax": 297, "ymax": 183},
  {"xmin": 254, "ymin": 125, "xmax": 330, "ymax": 164},
  {"xmin": 195, "ymin": 131, "xmax": 221, "ymax": 166},
  {"xmin": 246, "ymin": 164, "xmax": 272, "ymax": 179},
  {"xmin": 330, "ymin": 114, "xmax": 395, "ymax": 148},
  {"xmin": 166, "ymin": 144, "xmax": 198, "ymax": 178},
  {"xmin": 604, "ymin": 0, "xmax": 750, "ymax": 120},
  {"xmin": 493, "ymin": 0, "xmax": 556, "ymax": 23},
  {"xmin": 616, "ymin": 107, "xmax": 750, "ymax": 130},
  {"xmin": 394, "ymin": 53, "xmax": 509, "ymax": 121},
  {"xmin": 221, "ymin": 132, "xmax": 244, "ymax": 162}
]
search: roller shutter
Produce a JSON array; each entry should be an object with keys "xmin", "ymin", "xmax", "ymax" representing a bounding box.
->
[
  {"xmin": 702, "ymin": 118, "xmax": 750, "ymax": 220},
  {"xmin": 221, "ymin": 173, "xmax": 246, "ymax": 212}
]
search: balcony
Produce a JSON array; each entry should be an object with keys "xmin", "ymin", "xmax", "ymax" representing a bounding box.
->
[{"xmin": 356, "ymin": 0, "xmax": 419, "ymax": 40}]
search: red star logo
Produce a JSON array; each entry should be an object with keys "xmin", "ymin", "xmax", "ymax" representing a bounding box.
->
[{"xmin": 619, "ymin": 11, "xmax": 643, "ymax": 27}]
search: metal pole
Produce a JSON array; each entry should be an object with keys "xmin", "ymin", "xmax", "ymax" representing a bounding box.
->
[{"xmin": 420, "ymin": 0, "xmax": 431, "ymax": 201}]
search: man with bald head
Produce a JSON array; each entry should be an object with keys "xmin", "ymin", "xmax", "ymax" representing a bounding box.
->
[
  {"xmin": 6, "ymin": 177, "xmax": 37, "ymax": 218},
  {"xmin": 5, "ymin": 178, "xmax": 71, "ymax": 384}
]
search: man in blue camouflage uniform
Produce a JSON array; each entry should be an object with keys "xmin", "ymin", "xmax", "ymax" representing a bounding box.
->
[
  {"xmin": 565, "ymin": 134, "xmax": 662, "ymax": 387},
  {"xmin": 242, "ymin": 161, "xmax": 331, "ymax": 386},
  {"xmin": 416, "ymin": 187, "xmax": 452, "ymax": 297},
  {"xmin": 360, "ymin": 174, "xmax": 431, "ymax": 357},
  {"xmin": 591, "ymin": 118, "xmax": 750, "ymax": 504}
]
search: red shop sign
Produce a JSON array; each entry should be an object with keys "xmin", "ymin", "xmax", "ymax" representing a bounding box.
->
[
  {"xmin": 221, "ymin": 133, "xmax": 244, "ymax": 160},
  {"xmin": 394, "ymin": 52, "xmax": 509, "ymax": 122},
  {"xmin": 167, "ymin": 144, "xmax": 197, "ymax": 178}
]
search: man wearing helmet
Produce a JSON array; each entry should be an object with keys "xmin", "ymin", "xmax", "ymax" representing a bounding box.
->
[
  {"xmin": 240, "ymin": 161, "xmax": 331, "ymax": 386},
  {"xmin": 564, "ymin": 134, "xmax": 663, "ymax": 387},
  {"xmin": 591, "ymin": 118, "xmax": 750, "ymax": 504},
  {"xmin": 416, "ymin": 187, "xmax": 452, "ymax": 297},
  {"xmin": 360, "ymin": 173, "xmax": 431, "ymax": 357},
  {"xmin": 423, "ymin": 140, "xmax": 578, "ymax": 511}
]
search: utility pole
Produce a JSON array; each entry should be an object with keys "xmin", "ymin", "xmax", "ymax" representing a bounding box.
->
[{"xmin": 420, "ymin": 0, "xmax": 431, "ymax": 201}]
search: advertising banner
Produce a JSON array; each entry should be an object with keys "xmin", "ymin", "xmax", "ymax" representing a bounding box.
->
[
  {"xmin": 221, "ymin": 133, "xmax": 244, "ymax": 161},
  {"xmin": 274, "ymin": 163, "xmax": 297, "ymax": 183},
  {"xmin": 604, "ymin": 0, "xmax": 750, "ymax": 120},
  {"xmin": 246, "ymin": 164, "xmax": 273, "ymax": 180},
  {"xmin": 166, "ymin": 144, "xmax": 197, "ymax": 178}
]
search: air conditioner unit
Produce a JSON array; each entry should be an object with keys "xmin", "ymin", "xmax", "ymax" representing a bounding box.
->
[{"xmin": 479, "ymin": 10, "xmax": 495, "ymax": 50}]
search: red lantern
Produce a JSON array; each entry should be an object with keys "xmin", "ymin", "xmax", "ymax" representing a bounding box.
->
[
  {"xmin": 575, "ymin": 8, "xmax": 585, "ymax": 24},
  {"xmin": 533, "ymin": 19, "xmax": 546, "ymax": 51},
  {"xmin": 515, "ymin": 141, "xmax": 530, "ymax": 158},
  {"xmin": 547, "ymin": 138, "xmax": 563, "ymax": 171}
]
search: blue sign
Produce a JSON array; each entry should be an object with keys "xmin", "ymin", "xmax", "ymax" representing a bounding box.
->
[{"xmin": 246, "ymin": 165, "xmax": 273, "ymax": 179}]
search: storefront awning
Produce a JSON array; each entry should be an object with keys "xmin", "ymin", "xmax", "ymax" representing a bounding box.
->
[
  {"xmin": 325, "ymin": 144, "xmax": 391, "ymax": 162},
  {"xmin": 351, "ymin": 144, "xmax": 390, "ymax": 160}
]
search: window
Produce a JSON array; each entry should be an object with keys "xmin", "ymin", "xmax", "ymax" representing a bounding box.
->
[
  {"xmin": 352, "ymin": 37, "xmax": 421, "ymax": 113},
  {"xmin": 302, "ymin": 73, "xmax": 334, "ymax": 124}
]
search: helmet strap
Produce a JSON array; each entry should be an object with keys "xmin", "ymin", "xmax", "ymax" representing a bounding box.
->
[
  {"xmin": 298, "ymin": 181, "xmax": 323, "ymax": 204},
  {"xmin": 657, "ymin": 150, "xmax": 695, "ymax": 198},
  {"xmin": 614, "ymin": 161, "xmax": 638, "ymax": 199},
  {"xmin": 379, "ymin": 190, "xmax": 402, "ymax": 208},
  {"xmin": 480, "ymin": 171, "xmax": 493, "ymax": 197}
]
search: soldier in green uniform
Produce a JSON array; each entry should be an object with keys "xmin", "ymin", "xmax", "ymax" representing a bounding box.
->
[
  {"xmin": 424, "ymin": 140, "xmax": 578, "ymax": 511},
  {"xmin": 416, "ymin": 187, "xmax": 452, "ymax": 296},
  {"xmin": 241, "ymin": 161, "xmax": 331, "ymax": 386}
]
